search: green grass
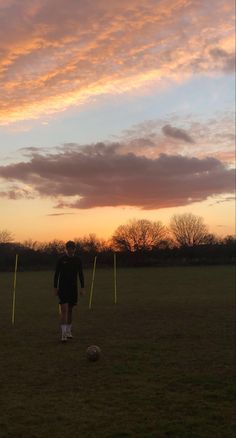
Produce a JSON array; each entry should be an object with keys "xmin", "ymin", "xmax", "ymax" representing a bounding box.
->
[{"xmin": 0, "ymin": 266, "xmax": 235, "ymax": 438}]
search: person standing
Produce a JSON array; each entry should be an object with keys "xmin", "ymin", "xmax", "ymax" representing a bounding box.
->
[{"xmin": 54, "ymin": 240, "xmax": 85, "ymax": 342}]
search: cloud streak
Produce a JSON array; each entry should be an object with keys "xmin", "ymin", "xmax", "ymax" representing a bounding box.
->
[
  {"xmin": 0, "ymin": 144, "xmax": 234, "ymax": 209},
  {"xmin": 162, "ymin": 124, "xmax": 195, "ymax": 143},
  {"xmin": 0, "ymin": 0, "xmax": 234, "ymax": 124}
]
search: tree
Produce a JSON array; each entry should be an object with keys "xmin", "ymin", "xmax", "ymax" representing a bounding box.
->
[
  {"xmin": 202, "ymin": 233, "xmax": 219, "ymax": 245},
  {"xmin": 112, "ymin": 219, "xmax": 167, "ymax": 251},
  {"xmin": 42, "ymin": 239, "xmax": 65, "ymax": 255},
  {"xmin": 223, "ymin": 235, "xmax": 236, "ymax": 246},
  {"xmin": 170, "ymin": 213, "xmax": 209, "ymax": 247},
  {"xmin": 0, "ymin": 229, "xmax": 14, "ymax": 243},
  {"xmin": 79, "ymin": 234, "xmax": 108, "ymax": 253},
  {"xmin": 22, "ymin": 239, "xmax": 39, "ymax": 250}
]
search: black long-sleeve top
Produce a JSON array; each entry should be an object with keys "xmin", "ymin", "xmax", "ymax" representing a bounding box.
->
[{"xmin": 54, "ymin": 255, "xmax": 84, "ymax": 291}]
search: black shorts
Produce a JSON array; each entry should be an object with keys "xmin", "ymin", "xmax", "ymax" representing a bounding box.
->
[{"xmin": 58, "ymin": 288, "xmax": 78, "ymax": 306}]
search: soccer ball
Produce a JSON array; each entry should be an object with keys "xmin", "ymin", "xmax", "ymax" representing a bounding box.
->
[{"xmin": 86, "ymin": 345, "xmax": 101, "ymax": 362}]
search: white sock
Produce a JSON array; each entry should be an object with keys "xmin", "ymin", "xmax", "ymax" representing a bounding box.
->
[
  {"xmin": 66, "ymin": 324, "xmax": 72, "ymax": 333},
  {"xmin": 61, "ymin": 324, "xmax": 67, "ymax": 335}
]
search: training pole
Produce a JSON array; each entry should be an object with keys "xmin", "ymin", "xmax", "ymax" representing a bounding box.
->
[
  {"xmin": 12, "ymin": 254, "xmax": 18, "ymax": 325},
  {"xmin": 89, "ymin": 255, "xmax": 97, "ymax": 309},
  {"xmin": 114, "ymin": 252, "xmax": 117, "ymax": 304}
]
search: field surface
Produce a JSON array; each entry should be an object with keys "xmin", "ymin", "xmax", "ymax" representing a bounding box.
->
[{"xmin": 0, "ymin": 266, "xmax": 235, "ymax": 438}]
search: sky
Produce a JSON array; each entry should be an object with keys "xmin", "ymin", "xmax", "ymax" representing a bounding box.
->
[{"xmin": 0, "ymin": 0, "xmax": 235, "ymax": 242}]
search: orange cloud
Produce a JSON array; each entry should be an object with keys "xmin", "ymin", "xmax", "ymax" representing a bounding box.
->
[{"xmin": 0, "ymin": 0, "xmax": 234, "ymax": 124}]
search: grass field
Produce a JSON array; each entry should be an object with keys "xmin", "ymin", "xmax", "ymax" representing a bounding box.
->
[{"xmin": 0, "ymin": 266, "xmax": 235, "ymax": 438}]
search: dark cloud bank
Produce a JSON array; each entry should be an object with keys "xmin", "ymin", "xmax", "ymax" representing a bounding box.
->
[{"xmin": 0, "ymin": 143, "xmax": 234, "ymax": 210}]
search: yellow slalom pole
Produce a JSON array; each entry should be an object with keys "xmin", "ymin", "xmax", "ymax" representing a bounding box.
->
[
  {"xmin": 114, "ymin": 252, "xmax": 117, "ymax": 304},
  {"xmin": 89, "ymin": 255, "xmax": 97, "ymax": 309},
  {"xmin": 12, "ymin": 254, "xmax": 18, "ymax": 325}
]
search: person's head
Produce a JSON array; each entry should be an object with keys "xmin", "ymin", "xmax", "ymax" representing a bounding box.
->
[{"xmin": 65, "ymin": 240, "xmax": 76, "ymax": 257}]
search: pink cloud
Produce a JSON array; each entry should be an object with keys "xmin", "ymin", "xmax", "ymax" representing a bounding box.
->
[
  {"xmin": 116, "ymin": 111, "xmax": 235, "ymax": 164},
  {"xmin": 0, "ymin": 144, "xmax": 234, "ymax": 209},
  {"xmin": 0, "ymin": 0, "xmax": 234, "ymax": 123}
]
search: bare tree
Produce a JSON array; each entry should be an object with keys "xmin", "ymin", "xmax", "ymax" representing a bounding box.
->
[
  {"xmin": 22, "ymin": 239, "xmax": 39, "ymax": 250},
  {"xmin": 223, "ymin": 235, "xmax": 236, "ymax": 246},
  {"xmin": 42, "ymin": 239, "xmax": 65, "ymax": 255},
  {"xmin": 0, "ymin": 229, "xmax": 14, "ymax": 243},
  {"xmin": 170, "ymin": 213, "xmax": 209, "ymax": 247},
  {"xmin": 112, "ymin": 219, "xmax": 167, "ymax": 251},
  {"xmin": 202, "ymin": 233, "xmax": 219, "ymax": 245},
  {"xmin": 79, "ymin": 234, "xmax": 108, "ymax": 253}
]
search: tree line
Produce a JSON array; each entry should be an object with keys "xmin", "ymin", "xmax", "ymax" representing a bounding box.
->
[{"xmin": 0, "ymin": 213, "xmax": 235, "ymax": 271}]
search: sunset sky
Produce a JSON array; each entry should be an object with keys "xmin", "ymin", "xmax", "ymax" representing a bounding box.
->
[{"xmin": 0, "ymin": 0, "xmax": 235, "ymax": 242}]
